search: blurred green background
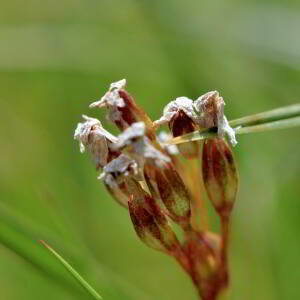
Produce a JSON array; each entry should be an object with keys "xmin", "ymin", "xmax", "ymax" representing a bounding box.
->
[{"xmin": 1, "ymin": 0, "xmax": 300, "ymax": 299}]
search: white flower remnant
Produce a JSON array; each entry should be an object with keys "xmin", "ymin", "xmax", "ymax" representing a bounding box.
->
[
  {"xmin": 154, "ymin": 97, "xmax": 197, "ymax": 128},
  {"xmin": 110, "ymin": 122, "xmax": 171, "ymax": 166},
  {"xmin": 157, "ymin": 131, "xmax": 179, "ymax": 156},
  {"xmin": 154, "ymin": 91, "xmax": 237, "ymax": 146},
  {"xmin": 74, "ymin": 115, "xmax": 118, "ymax": 167},
  {"xmin": 89, "ymin": 79, "xmax": 126, "ymax": 109},
  {"xmin": 194, "ymin": 91, "xmax": 237, "ymax": 146},
  {"xmin": 111, "ymin": 122, "xmax": 146, "ymax": 149},
  {"xmin": 98, "ymin": 154, "xmax": 139, "ymax": 188}
]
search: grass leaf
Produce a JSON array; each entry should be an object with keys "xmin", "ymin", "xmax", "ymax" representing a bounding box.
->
[
  {"xmin": 40, "ymin": 240, "xmax": 103, "ymax": 300},
  {"xmin": 167, "ymin": 104, "xmax": 300, "ymax": 145}
]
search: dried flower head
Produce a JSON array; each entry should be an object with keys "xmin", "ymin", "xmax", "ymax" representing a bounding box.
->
[
  {"xmin": 154, "ymin": 92, "xmax": 237, "ymax": 148},
  {"xmin": 154, "ymin": 97, "xmax": 201, "ymax": 158},
  {"xmin": 89, "ymin": 79, "xmax": 126, "ymax": 109},
  {"xmin": 194, "ymin": 91, "xmax": 237, "ymax": 146},
  {"xmin": 98, "ymin": 154, "xmax": 139, "ymax": 187},
  {"xmin": 154, "ymin": 96, "xmax": 197, "ymax": 128},
  {"xmin": 98, "ymin": 154, "xmax": 141, "ymax": 207},
  {"xmin": 74, "ymin": 115, "xmax": 118, "ymax": 169},
  {"xmin": 110, "ymin": 122, "xmax": 171, "ymax": 167},
  {"xmin": 90, "ymin": 79, "xmax": 155, "ymax": 140},
  {"xmin": 74, "ymin": 79, "xmax": 246, "ymax": 300}
]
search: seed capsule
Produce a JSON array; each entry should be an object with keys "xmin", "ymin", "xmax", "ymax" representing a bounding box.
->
[
  {"xmin": 144, "ymin": 161, "xmax": 191, "ymax": 227},
  {"xmin": 128, "ymin": 192, "xmax": 180, "ymax": 253},
  {"xmin": 202, "ymin": 138, "xmax": 239, "ymax": 217}
]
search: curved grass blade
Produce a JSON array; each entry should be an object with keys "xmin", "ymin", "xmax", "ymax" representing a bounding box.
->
[{"xmin": 40, "ymin": 240, "xmax": 103, "ymax": 300}]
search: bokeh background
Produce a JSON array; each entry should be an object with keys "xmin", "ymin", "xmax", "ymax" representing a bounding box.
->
[{"xmin": 1, "ymin": 0, "xmax": 300, "ymax": 299}]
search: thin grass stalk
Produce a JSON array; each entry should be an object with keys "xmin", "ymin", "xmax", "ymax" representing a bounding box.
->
[
  {"xmin": 229, "ymin": 103, "xmax": 300, "ymax": 127},
  {"xmin": 40, "ymin": 240, "xmax": 103, "ymax": 300},
  {"xmin": 167, "ymin": 106, "xmax": 300, "ymax": 145}
]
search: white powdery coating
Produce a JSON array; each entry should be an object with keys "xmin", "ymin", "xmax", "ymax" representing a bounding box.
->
[
  {"xmin": 89, "ymin": 79, "xmax": 126, "ymax": 109},
  {"xmin": 154, "ymin": 96, "xmax": 197, "ymax": 127},
  {"xmin": 157, "ymin": 131, "xmax": 179, "ymax": 155},
  {"xmin": 74, "ymin": 115, "xmax": 118, "ymax": 167}
]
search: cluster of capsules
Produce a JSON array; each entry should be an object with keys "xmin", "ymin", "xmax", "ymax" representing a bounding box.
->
[{"xmin": 74, "ymin": 79, "xmax": 239, "ymax": 300}]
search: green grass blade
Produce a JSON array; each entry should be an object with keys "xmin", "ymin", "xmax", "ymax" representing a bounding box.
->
[
  {"xmin": 235, "ymin": 116, "xmax": 300, "ymax": 134},
  {"xmin": 40, "ymin": 240, "xmax": 103, "ymax": 300},
  {"xmin": 167, "ymin": 128, "xmax": 218, "ymax": 145},
  {"xmin": 166, "ymin": 110, "xmax": 300, "ymax": 145},
  {"xmin": 229, "ymin": 103, "xmax": 300, "ymax": 128}
]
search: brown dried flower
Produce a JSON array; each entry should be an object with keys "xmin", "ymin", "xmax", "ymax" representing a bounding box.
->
[{"xmin": 90, "ymin": 79, "xmax": 156, "ymax": 140}]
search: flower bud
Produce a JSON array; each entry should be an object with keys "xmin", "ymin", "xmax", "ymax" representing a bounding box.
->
[
  {"xmin": 202, "ymin": 138, "xmax": 239, "ymax": 217},
  {"xmin": 90, "ymin": 79, "xmax": 155, "ymax": 140},
  {"xmin": 128, "ymin": 192, "xmax": 180, "ymax": 253}
]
